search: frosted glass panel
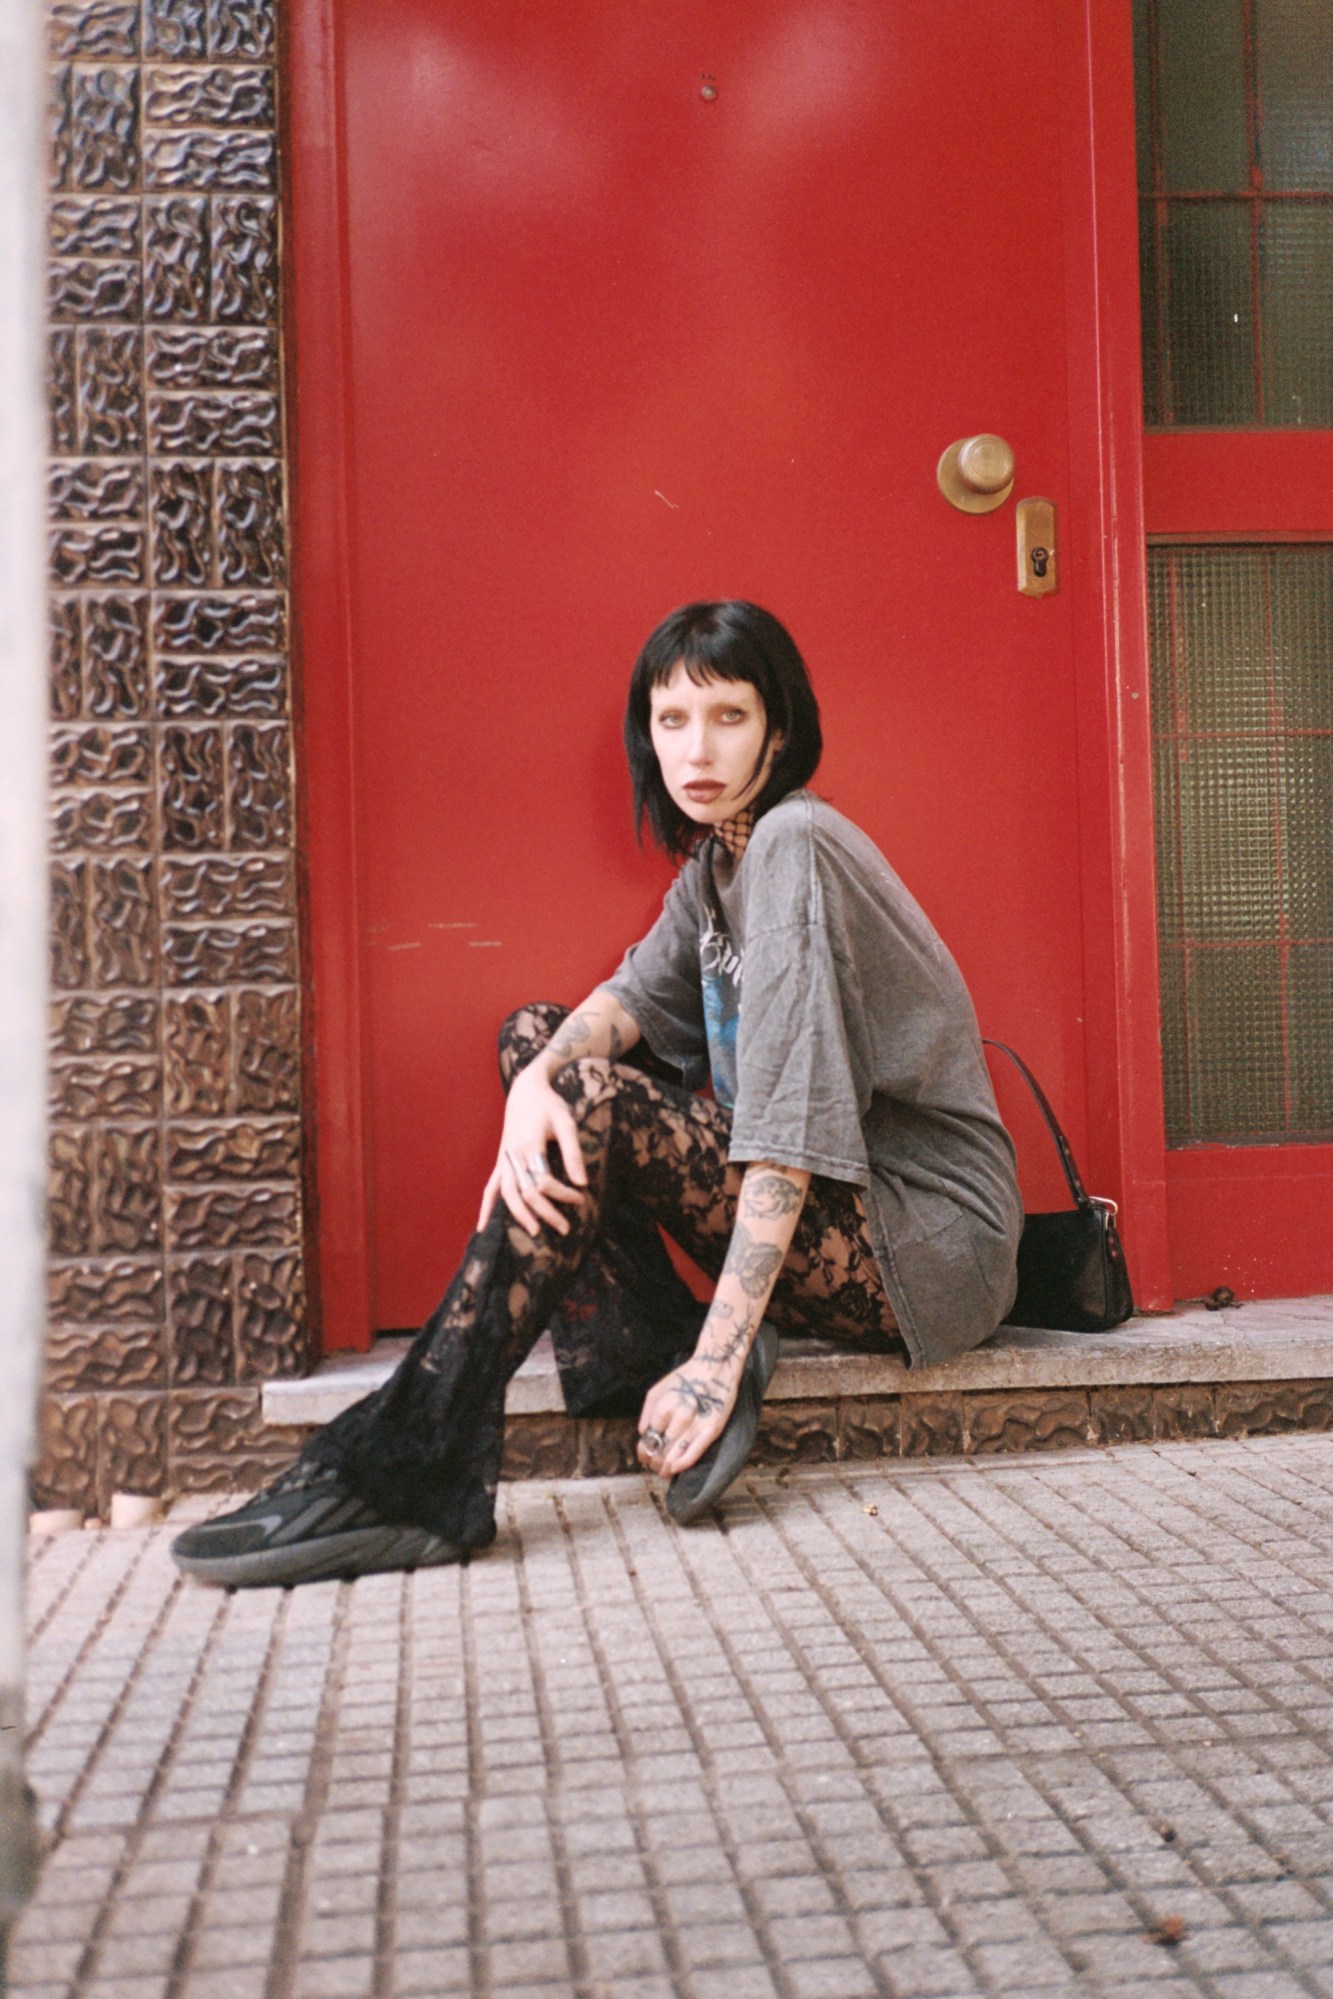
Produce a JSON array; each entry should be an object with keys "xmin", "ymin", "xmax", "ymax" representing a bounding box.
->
[{"xmin": 1149, "ymin": 547, "xmax": 1333, "ymax": 1145}]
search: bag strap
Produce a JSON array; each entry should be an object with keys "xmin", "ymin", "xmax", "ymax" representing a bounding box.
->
[{"xmin": 982, "ymin": 1038, "xmax": 1092, "ymax": 1211}]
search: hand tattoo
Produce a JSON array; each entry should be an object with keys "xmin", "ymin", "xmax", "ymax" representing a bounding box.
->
[
  {"xmin": 670, "ymin": 1375, "xmax": 725, "ymax": 1419},
  {"xmin": 741, "ymin": 1171, "xmax": 806, "ymax": 1221},
  {"xmin": 697, "ymin": 1303, "xmax": 757, "ymax": 1370},
  {"xmin": 721, "ymin": 1221, "xmax": 785, "ymax": 1300}
]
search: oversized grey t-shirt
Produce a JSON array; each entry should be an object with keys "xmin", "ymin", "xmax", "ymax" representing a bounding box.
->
[{"xmin": 604, "ymin": 790, "xmax": 1022, "ymax": 1367}]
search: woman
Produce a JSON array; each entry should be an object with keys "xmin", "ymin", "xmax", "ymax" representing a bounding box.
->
[{"xmin": 173, "ymin": 601, "xmax": 1022, "ymax": 1588}]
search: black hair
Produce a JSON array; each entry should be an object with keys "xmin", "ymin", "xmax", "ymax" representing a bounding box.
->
[{"xmin": 624, "ymin": 600, "xmax": 823, "ymax": 859}]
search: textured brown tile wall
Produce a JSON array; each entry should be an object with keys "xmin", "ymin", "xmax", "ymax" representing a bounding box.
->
[{"xmin": 37, "ymin": 0, "xmax": 307, "ymax": 1517}]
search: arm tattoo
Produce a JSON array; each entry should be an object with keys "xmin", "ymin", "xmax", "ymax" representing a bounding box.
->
[
  {"xmin": 721, "ymin": 1220, "xmax": 785, "ymax": 1300},
  {"xmin": 740, "ymin": 1170, "xmax": 806, "ymax": 1221},
  {"xmin": 549, "ymin": 1011, "xmax": 593, "ymax": 1063},
  {"xmin": 608, "ymin": 1022, "xmax": 626, "ymax": 1061},
  {"xmin": 670, "ymin": 1375, "xmax": 725, "ymax": 1419}
]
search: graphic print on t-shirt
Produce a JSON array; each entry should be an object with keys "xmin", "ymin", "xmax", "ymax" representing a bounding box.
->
[{"xmin": 699, "ymin": 895, "xmax": 743, "ymax": 1108}]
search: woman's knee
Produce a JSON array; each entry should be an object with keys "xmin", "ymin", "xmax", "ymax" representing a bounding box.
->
[
  {"xmin": 497, "ymin": 1001, "xmax": 567, "ymax": 1088},
  {"xmin": 552, "ymin": 1054, "xmax": 618, "ymax": 1121}
]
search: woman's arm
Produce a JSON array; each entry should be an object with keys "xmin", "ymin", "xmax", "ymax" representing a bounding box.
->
[
  {"xmin": 637, "ymin": 1158, "xmax": 810, "ymax": 1476},
  {"xmin": 478, "ymin": 986, "xmax": 642, "ymax": 1236}
]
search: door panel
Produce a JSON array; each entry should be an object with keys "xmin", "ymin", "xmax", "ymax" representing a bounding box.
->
[
  {"xmin": 334, "ymin": 0, "xmax": 1114, "ymax": 1328},
  {"xmin": 1136, "ymin": 0, "xmax": 1333, "ymax": 1300}
]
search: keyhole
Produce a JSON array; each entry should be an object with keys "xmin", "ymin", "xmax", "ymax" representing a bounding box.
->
[{"xmin": 1030, "ymin": 546, "xmax": 1050, "ymax": 578}]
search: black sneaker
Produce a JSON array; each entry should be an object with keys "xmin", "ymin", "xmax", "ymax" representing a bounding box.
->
[{"xmin": 170, "ymin": 1460, "xmax": 468, "ymax": 1588}]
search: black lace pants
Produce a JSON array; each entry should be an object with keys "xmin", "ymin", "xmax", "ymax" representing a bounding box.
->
[{"xmin": 306, "ymin": 1004, "xmax": 901, "ymax": 1546}]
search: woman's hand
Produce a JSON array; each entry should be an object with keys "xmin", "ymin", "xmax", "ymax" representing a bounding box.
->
[
  {"xmin": 636, "ymin": 1356, "xmax": 743, "ymax": 1477},
  {"xmin": 478, "ymin": 1065, "xmax": 588, "ymax": 1238}
]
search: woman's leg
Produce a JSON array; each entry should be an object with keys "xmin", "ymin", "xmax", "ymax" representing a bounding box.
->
[
  {"xmin": 498, "ymin": 1005, "xmax": 706, "ymax": 1414},
  {"xmin": 305, "ymin": 1053, "xmax": 899, "ymax": 1548}
]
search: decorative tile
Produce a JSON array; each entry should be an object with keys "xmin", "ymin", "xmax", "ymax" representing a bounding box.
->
[
  {"xmin": 1152, "ymin": 1384, "xmax": 1217, "ymax": 1440},
  {"xmin": 145, "ymin": 129, "xmax": 275, "ymax": 194},
  {"xmin": 144, "ymin": 66, "xmax": 274, "ymax": 129},
  {"xmin": 51, "ymin": 1057, "xmax": 160, "ymax": 1122},
  {"xmin": 98, "ymin": 1393, "xmax": 168, "ymax": 1502},
  {"xmin": 49, "ymin": 458, "xmax": 144, "ymax": 521},
  {"xmin": 31, "ymin": 1395, "xmax": 98, "ymax": 1512},
  {"xmin": 160, "ymin": 723, "xmax": 225, "ymax": 848},
  {"xmin": 51, "ymin": 994, "xmax": 158, "ymax": 1056},
  {"xmin": 233, "ymin": 988, "xmax": 298, "ymax": 1111},
  {"xmin": 48, "ymin": 194, "xmax": 139, "ymax": 257},
  {"xmin": 1215, "ymin": 1379, "xmax": 1333, "ymax": 1437},
  {"xmin": 168, "ymin": 1386, "xmax": 290, "ymax": 1493},
  {"xmin": 156, "ymin": 653, "xmax": 285, "ymax": 717},
  {"xmin": 502, "ymin": 1415, "xmax": 578, "ymax": 1481},
  {"xmin": 208, "ymin": 0, "xmax": 275, "ymax": 60},
  {"xmin": 50, "ymin": 523, "xmax": 145, "ymax": 586},
  {"xmin": 144, "ymin": 0, "xmax": 207, "ymax": 60},
  {"xmin": 49, "ymin": 62, "xmax": 74, "ymax": 194},
  {"xmin": 52, "ymin": 725, "xmax": 150, "ymax": 789},
  {"xmin": 168, "ymin": 1257, "xmax": 234, "ymax": 1385},
  {"xmin": 217, "ymin": 460, "xmax": 283, "ymax": 586},
  {"xmin": 149, "ymin": 390, "xmax": 280, "ymax": 457},
  {"xmin": 90, "ymin": 851, "xmax": 156, "ymax": 991},
  {"xmin": 144, "ymin": 195, "xmax": 210, "ymax": 326},
  {"xmin": 166, "ymin": 1119, "xmax": 299, "ymax": 1182},
  {"xmin": 153, "ymin": 591, "xmax": 284, "ymax": 655},
  {"xmin": 49, "ymin": 1126, "xmax": 96, "ymax": 1257},
  {"xmin": 162, "ymin": 854, "xmax": 292, "ymax": 920},
  {"xmin": 164, "ymin": 992, "xmax": 230, "ymax": 1115},
  {"xmin": 68, "ymin": 67, "xmax": 139, "ymax": 192},
  {"xmin": 236, "ymin": 1249, "xmax": 305, "ymax": 1380},
  {"xmin": 576, "ymin": 1418, "xmax": 638, "ymax": 1477},
  {"xmin": 51, "ymin": 787, "xmax": 151, "ymax": 852},
  {"xmin": 44, "ymin": 1323, "xmax": 165, "ymax": 1393},
  {"xmin": 48, "ymin": 331, "xmax": 78, "ymax": 453},
  {"xmin": 150, "ymin": 461, "xmax": 213, "ymax": 587},
  {"xmin": 1091, "ymin": 1385, "xmax": 1155, "ymax": 1445},
  {"xmin": 838, "ymin": 1397, "xmax": 901, "ymax": 1460},
  {"xmin": 211, "ymin": 197, "xmax": 277, "ymax": 322},
  {"xmin": 84, "ymin": 594, "xmax": 149, "ymax": 717},
  {"xmin": 77, "ymin": 327, "xmax": 144, "ymax": 453},
  {"xmin": 50, "ymin": 859, "xmax": 90, "ymax": 988},
  {"xmin": 93, "ymin": 1126, "xmax": 162, "ymax": 1253},
  {"xmin": 50, "ymin": 596, "xmax": 82, "ymax": 719},
  {"xmin": 48, "ymin": 3, "xmax": 140, "ymax": 61},
  {"xmin": 756, "ymin": 1401, "xmax": 838, "ymax": 1463},
  {"xmin": 167, "ymin": 1185, "xmax": 296, "ymax": 1252},
  {"xmin": 229, "ymin": 723, "xmax": 289, "ymax": 846},
  {"xmin": 146, "ymin": 326, "xmax": 277, "ymax": 391},
  {"xmin": 163, "ymin": 922, "xmax": 296, "ymax": 985},
  {"xmin": 966, "ymin": 1390, "xmax": 1090, "ymax": 1454},
  {"xmin": 49, "ymin": 257, "xmax": 141, "ymax": 323},
  {"xmin": 48, "ymin": 1259, "xmax": 164, "ymax": 1324},
  {"xmin": 901, "ymin": 1392, "xmax": 964, "ymax": 1457}
]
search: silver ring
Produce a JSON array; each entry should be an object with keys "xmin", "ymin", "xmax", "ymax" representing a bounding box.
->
[
  {"xmin": 527, "ymin": 1154, "xmax": 546, "ymax": 1181},
  {"xmin": 642, "ymin": 1427, "xmax": 666, "ymax": 1453}
]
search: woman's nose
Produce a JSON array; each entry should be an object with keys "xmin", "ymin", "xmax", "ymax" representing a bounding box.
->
[{"xmin": 685, "ymin": 722, "xmax": 712, "ymax": 766}]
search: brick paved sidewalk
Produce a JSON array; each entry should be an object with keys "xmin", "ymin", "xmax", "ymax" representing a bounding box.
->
[{"xmin": 11, "ymin": 1434, "xmax": 1333, "ymax": 1999}]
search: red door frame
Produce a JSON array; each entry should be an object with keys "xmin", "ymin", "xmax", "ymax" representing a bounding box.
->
[{"xmin": 284, "ymin": 0, "xmax": 1175, "ymax": 1356}]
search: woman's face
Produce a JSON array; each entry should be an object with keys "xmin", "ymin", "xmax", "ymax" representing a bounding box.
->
[{"xmin": 648, "ymin": 661, "xmax": 780, "ymax": 829}]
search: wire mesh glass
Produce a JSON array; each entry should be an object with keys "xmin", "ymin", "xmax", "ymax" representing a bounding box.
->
[
  {"xmin": 1149, "ymin": 546, "xmax": 1333, "ymax": 1145},
  {"xmin": 1135, "ymin": 0, "xmax": 1333, "ymax": 427}
]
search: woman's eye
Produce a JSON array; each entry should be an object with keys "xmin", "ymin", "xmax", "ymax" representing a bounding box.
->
[
  {"xmin": 721, "ymin": 708, "xmax": 748, "ymax": 723},
  {"xmin": 655, "ymin": 711, "xmax": 684, "ymax": 728}
]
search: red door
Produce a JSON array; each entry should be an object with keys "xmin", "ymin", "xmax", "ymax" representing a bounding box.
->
[{"xmin": 290, "ymin": 0, "xmax": 1166, "ymax": 1346}]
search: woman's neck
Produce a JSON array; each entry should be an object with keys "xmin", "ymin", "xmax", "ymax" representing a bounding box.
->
[{"xmin": 711, "ymin": 809, "xmax": 756, "ymax": 860}]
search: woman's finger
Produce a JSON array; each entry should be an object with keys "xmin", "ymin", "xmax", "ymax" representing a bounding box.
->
[
  {"xmin": 551, "ymin": 1102, "xmax": 588, "ymax": 1189},
  {"xmin": 478, "ymin": 1165, "xmax": 503, "ymax": 1230}
]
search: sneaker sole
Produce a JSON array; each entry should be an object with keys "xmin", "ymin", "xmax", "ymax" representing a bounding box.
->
[{"xmin": 172, "ymin": 1522, "xmax": 467, "ymax": 1589}]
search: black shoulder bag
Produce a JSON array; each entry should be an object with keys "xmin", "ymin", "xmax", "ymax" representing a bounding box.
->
[{"xmin": 984, "ymin": 1039, "xmax": 1135, "ymax": 1333}]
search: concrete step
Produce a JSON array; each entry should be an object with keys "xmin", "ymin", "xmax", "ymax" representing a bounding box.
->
[{"xmin": 263, "ymin": 1295, "xmax": 1333, "ymax": 1474}]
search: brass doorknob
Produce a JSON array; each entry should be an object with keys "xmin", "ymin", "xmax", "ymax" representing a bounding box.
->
[{"xmin": 937, "ymin": 433, "xmax": 1016, "ymax": 513}]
